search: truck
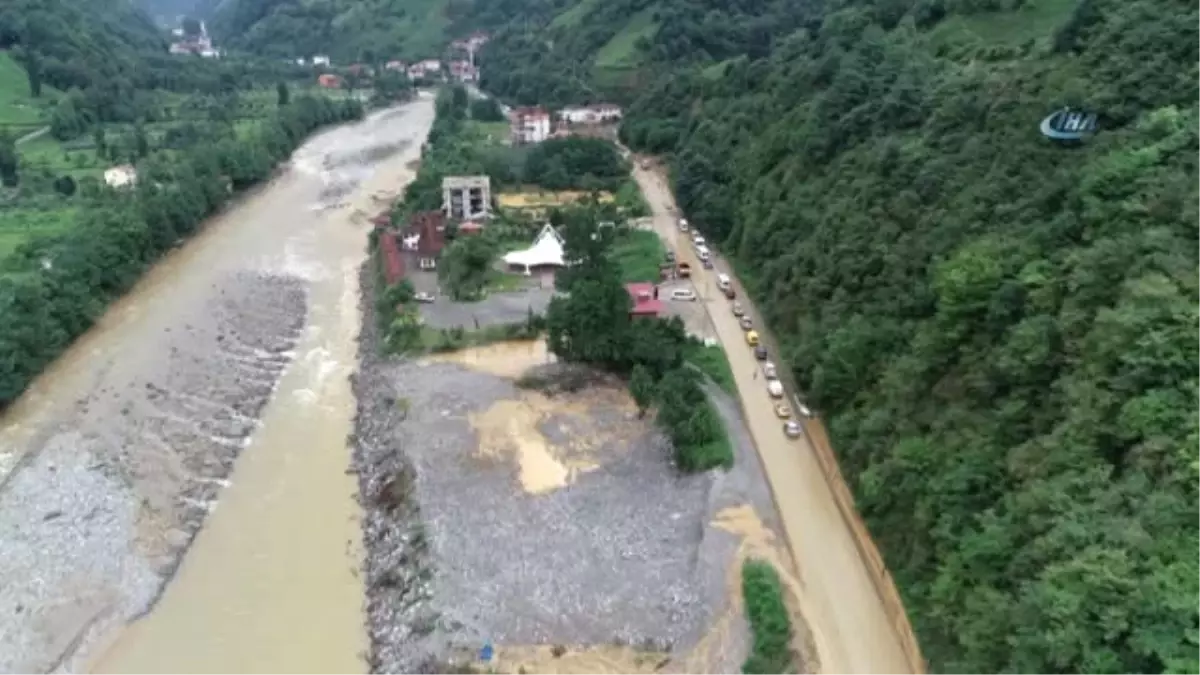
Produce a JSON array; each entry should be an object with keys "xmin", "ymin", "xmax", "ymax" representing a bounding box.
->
[{"xmin": 677, "ymin": 262, "xmax": 691, "ymax": 278}]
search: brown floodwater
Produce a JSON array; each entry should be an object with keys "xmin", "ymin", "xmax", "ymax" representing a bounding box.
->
[{"xmin": 0, "ymin": 97, "xmax": 435, "ymax": 672}]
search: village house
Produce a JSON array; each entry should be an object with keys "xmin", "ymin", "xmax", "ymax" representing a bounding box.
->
[
  {"xmin": 378, "ymin": 230, "xmax": 406, "ymax": 285},
  {"xmin": 168, "ymin": 21, "xmax": 220, "ymax": 58},
  {"xmin": 103, "ymin": 165, "xmax": 137, "ymax": 189},
  {"xmin": 385, "ymin": 60, "xmax": 407, "ymax": 71},
  {"xmin": 317, "ymin": 73, "xmax": 342, "ymax": 89},
  {"xmin": 625, "ymin": 282, "xmax": 664, "ymax": 319},
  {"xmin": 312, "ymin": 55, "xmax": 331, "ymax": 67},
  {"xmin": 449, "ymin": 59, "xmax": 478, "ymax": 83},
  {"xmin": 510, "ymin": 107, "xmax": 552, "ymax": 145},
  {"xmin": 407, "ymin": 59, "xmax": 442, "ymax": 81},
  {"xmin": 401, "ymin": 210, "xmax": 447, "ymax": 271},
  {"xmin": 558, "ymin": 104, "xmax": 623, "ymax": 125}
]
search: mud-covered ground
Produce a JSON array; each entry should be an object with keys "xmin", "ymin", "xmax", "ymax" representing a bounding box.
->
[
  {"xmin": 0, "ymin": 271, "xmax": 305, "ymax": 673},
  {"xmin": 353, "ymin": 264, "xmax": 790, "ymax": 673}
]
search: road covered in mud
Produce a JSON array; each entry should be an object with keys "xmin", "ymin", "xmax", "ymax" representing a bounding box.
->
[{"xmin": 0, "ymin": 96, "xmax": 436, "ymax": 673}]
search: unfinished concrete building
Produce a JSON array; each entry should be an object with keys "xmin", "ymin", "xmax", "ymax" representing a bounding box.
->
[{"xmin": 441, "ymin": 175, "xmax": 491, "ymax": 220}]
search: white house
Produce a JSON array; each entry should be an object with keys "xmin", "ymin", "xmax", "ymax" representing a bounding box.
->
[
  {"xmin": 104, "ymin": 165, "xmax": 137, "ymax": 189},
  {"xmin": 312, "ymin": 55, "xmax": 331, "ymax": 67},
  {"xmin": 558, "ymin": 104, "xmax": 623, "ymax": 124},
  {"xmin": 503, "ymin": 223, "xmax": 565, "ymax": 275},
  {"xmin": 510, "ymin": 107, "xmax": 551, "ymax": 145}
]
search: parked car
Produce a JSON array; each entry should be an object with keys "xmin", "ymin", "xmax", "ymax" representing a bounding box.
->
[
  {"xmin": 732, "ymin": 302, "xmax": 745, "ymax": 317},
  {"xmin": 739, "ymin": 316, "xmax": 753, "ymax": 330},
  {"xmin": 678, "ymin": 218, "xmax": 689, "ymax": 230},
  {"xmin": 665, "ymin": 250, "xmax": 675, "ymax": 262},
  {"xmin": 784, "ymin": 420, "xmax": 803, "ymax": 438},
  {"xmin": 745, "ymin": 330, "xmax": 760, "ymax": 346},
  {"xmin": 702, "ymin": 259, "xmax": 714, "ymax": 269},
  {"xmin": 722, "ymin": 285, "xmax": 735, "ymax": 299},
  {"xmin": 413, "ymin": 291, "xmax": 435, "ymax": 303},
  {"xmin": 696, "ymin": 247, "xmax": 710, "ymax": 262},
  {"xmin": 677, "ymin": 262, "xmax": 691, "ymax": 278},
  {"xmin": 717, "ymin": 273, "xmax": 731, "ymax": 290},
  {"xmin": 767, "ymin": 380, "xmax": 784, "ymax": 398},
  {"xmin": 692, "ymin": 234, "xmax": 706, "ymax": 247},
  {"xmin": 670, "ymin": 288, "xmax": 697, "ymax": 301},
  {"xmin": 754, "ymin": 345, "xmax": 768, "ymax": 360},
  {"xmin": 763, "ymin": 361, "xmax": 777, "ymax": 378},
  {"xmin": 774, "ymin": 402, "xmax": 791, "ymax": 419}
]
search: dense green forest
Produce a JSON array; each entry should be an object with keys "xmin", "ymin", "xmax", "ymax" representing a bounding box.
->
[
  {"xmin": 470, "ymin": 0, "xmax": 1200, "ymax": 671},
  {"xmin": 206, "ymin": 0, "xmax": 476, "ymax": 62}
]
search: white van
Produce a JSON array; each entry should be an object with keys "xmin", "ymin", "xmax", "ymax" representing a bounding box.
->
[
  {"xmin": 697, "ymin": 246, "xmax": 710, "ymax": 261},
  {"xmin": 717, "ymin": 273, "xmax": 731, "ymax": 290}
]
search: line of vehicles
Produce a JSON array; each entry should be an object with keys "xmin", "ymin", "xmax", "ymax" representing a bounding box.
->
[{"xmin": 677, "ymin": 216, "xmax": 811, "ymax": 439}]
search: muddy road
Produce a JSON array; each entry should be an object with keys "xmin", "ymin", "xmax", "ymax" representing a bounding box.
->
[
  {"xmin": 0, "ymin": 96, "xmax": 436, "ymax": 673},
  {"xmin": 630, "ymin": 161, "xmax": 917, "ymax": 674}
]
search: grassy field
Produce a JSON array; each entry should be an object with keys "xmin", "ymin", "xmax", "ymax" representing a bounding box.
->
[
  {"xmin": 0, "ymin": 204, "xmax": 79, "ymax": 263},
  {"xmin": 685, "ymin": 342, "xmax": 736, "ymax": 394},
  {"xmin": 466, "ymin": 120, "xmax": 511, "ymax": 146},
  {"xmin": 593, "ymin": 6, "xmax": 659, "ymax": 70},
  {"xmin": 550, "ymin": 0, "xmax": 603, "ymax": 30},
  {"xmin": 927, "ymin": 0, "xmax": 1076, "ymax": 47},
  {"xmin": 0, "ymin": 52, "xmax": 57, "ymax": 128},
  {"xmin": 611, "ymin": 229, "xmax": 665, "ymax": 283}
]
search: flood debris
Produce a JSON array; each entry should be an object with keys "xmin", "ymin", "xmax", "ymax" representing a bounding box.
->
[{"xmin": 352, "ymin": 259, "xmax": 805, "ymax": 673}]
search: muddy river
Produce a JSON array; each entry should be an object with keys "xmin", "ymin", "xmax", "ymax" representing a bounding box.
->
[{"xmin": 0, "ymin": 96, "xmax": 435, "ymax": 672}]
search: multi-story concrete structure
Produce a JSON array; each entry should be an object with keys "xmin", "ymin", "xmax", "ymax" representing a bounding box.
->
[
  {"xmin": 441, "ymin": 176, "xmax": 491, "ymax": 220},
  {"xmin": 510, "ymin": 107, "xmax": 551, "ymax": 145}
]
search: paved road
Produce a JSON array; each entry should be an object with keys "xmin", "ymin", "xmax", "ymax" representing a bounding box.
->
[{"xmin": 630, "ymin": 161, "xmax": 915, "ymax": 674}]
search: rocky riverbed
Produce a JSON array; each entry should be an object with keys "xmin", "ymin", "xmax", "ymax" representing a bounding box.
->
[
  {"xmin": 352, "ymin": 263, "xmax": 794, "ymax": 673},
  {"xmin": 0, "ymin": 271, "xmax": 306, "ymax": 672}
]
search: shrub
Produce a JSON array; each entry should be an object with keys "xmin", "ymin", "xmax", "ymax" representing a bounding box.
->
[{"xmin": 742, "ymin": 560, "xmax": 795, "ymax": 674}]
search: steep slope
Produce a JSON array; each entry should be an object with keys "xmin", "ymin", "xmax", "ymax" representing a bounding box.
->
[{"xmin": 478, "ymin": 0, "xmax": 1199, "ymax": 672}]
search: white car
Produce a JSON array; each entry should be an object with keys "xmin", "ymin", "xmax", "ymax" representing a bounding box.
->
[
  {"xmin": 693, "ymin": 234, "xmax": 706, "ymax": 247},
  {"xmin": 670, "ymin": 288, "xmax": 697, "ymax": 302},
  {"xmin": 763, "ymin": 361, "xmax": 777, "ymax": 379},
  {"xmin": 413, "ymin": 291, "xmax": 435, "ymax": 303},
  {"xmin": 767, "ymin": 380, "xmax": 784, "ymax": 398},
  {"xmin": 784, "ymin": 420, "xmax": 803, "ymax": 438}
]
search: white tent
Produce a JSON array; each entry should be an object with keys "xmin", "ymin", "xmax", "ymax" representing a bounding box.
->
[{"xmin": 503, "ymin": 223, "xmax": 565, "ymax": 274}]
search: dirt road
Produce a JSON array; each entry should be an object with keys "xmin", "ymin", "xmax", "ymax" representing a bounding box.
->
[{"xmin": 631, "ymin": 162, "xmax": 916, "ymax": 674}]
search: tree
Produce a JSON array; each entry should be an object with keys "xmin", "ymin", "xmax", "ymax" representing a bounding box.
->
[
  {"xmin": 53, "ymin": 175, "xmax": 76, "ymax": 196},
  {"xmin": 0, "ymin": 132, "xmax": 17, "ymax": 187},
  {"xmin": 25, "ymin": 49, "xmax": 42, "ymax": 98},
  {"xmin": 276, "ymin": 82, "xmax": 290, "ymax": 106},
  {"xmin": 470, "ymin": 97, "xmax": 506, "ymax": 122},
  {"xmin": 133, "ymin": 122, "xmax": 149, "ymax": 159},
  {"xmin": 630, "ymin": 364, "xmax": 656, "ymax": 418},
  {"xmin": 439, "ymin": 235, "xmax": 497, "ymax": 300}
]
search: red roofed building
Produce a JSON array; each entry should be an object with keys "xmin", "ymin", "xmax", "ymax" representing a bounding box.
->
[
  {"xmin": 378, "ymin": 231, "xmax": 406, "ymax": 285},
  {"xmin": 401, "ymin": 210, "xmax": 447, "ymax": 271},
  {"xmin": 626, "ymin": 282, "xmax": 664, "ymax": 318}
]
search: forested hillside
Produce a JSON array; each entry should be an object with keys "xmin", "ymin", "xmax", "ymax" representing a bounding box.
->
[
  {"xmin": 0, "ymin": 0, "xmax": 364, "ymax": 406},
  {"xmin": 207, "ymin": 0, "xmax": 473, "ymax": 61},
  {"xmin": 474, "ymin": 0, "xmax": 1199, "ymax": 671}
]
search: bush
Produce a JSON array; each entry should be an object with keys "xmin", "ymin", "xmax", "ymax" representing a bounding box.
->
[{"xmin": 742, "ymin": 560, "xmax": 795, "ymax": 674}]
